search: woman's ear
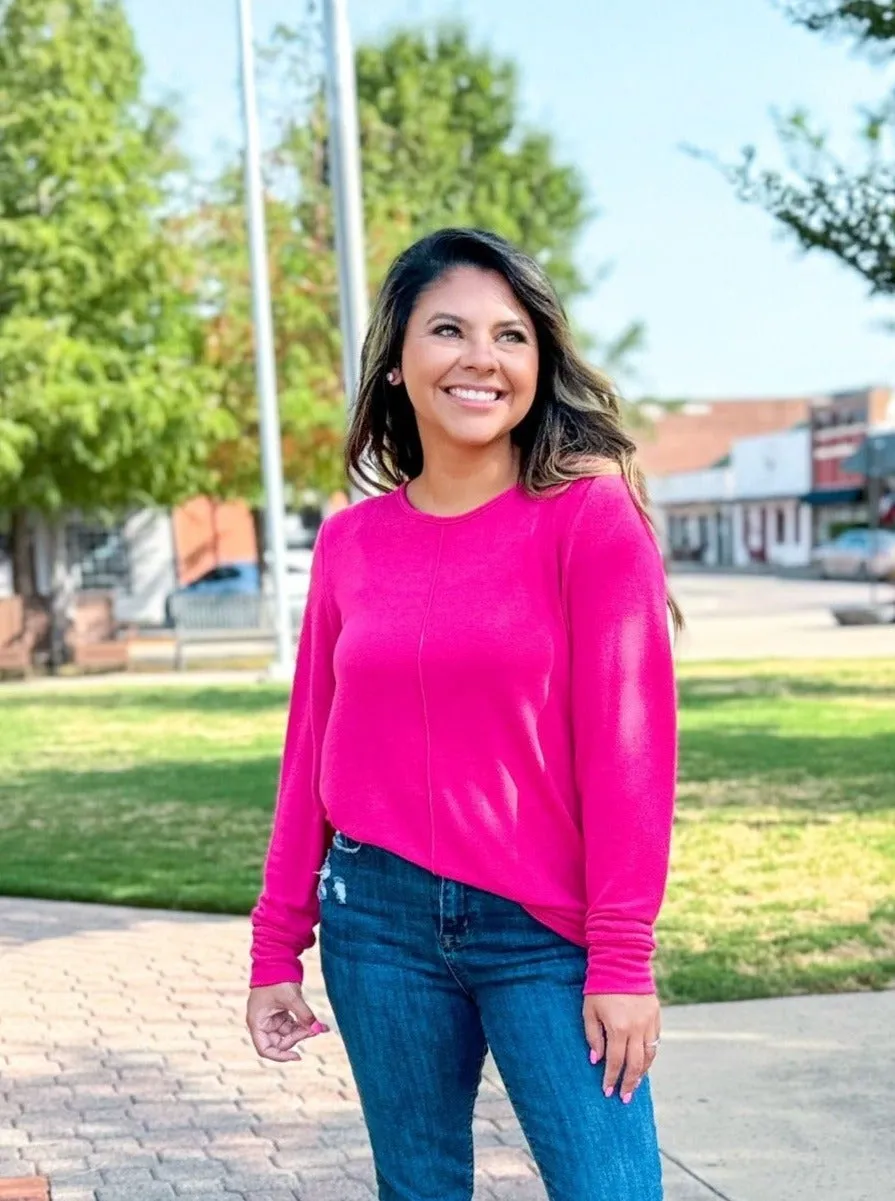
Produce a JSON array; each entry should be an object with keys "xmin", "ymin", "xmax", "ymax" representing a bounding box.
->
[{"xmin": 386, "ymin": 367, "xmax": 403, "ymax": 386}]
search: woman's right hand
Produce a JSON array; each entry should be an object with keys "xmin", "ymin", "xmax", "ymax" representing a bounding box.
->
[{"xmin": 246, "ymin": 982, "xmax": 330, "ymax": 1063}]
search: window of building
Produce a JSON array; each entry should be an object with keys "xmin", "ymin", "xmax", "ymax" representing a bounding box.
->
[
  {"xmin": 794, "ymin": 505, "xmax": 801, "ymax": 544},
  {"xmin": 66, "ymin": 522, "xmax": 132, "ymax": 593},
  {"xmin": 776, "ymin": 508, "xmax": 786, "ymax": 543}
]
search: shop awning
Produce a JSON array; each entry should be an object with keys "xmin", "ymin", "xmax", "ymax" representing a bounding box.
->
[{"xmin": 801, "ymin": 487, "xmax": 864, "ymax": 506}]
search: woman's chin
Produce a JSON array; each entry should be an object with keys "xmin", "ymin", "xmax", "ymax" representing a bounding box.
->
[{"xmin": 439, "ymin": 413, "xmax": 513, "ymax": 447}]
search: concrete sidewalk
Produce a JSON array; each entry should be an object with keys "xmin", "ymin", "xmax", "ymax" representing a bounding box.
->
[{"xmin": 0, "ymin": 898, "xmax": 891, "ymax": 1201}]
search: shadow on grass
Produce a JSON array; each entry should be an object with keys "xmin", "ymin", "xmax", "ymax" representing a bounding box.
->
[
  {"xmin": 5, "ymin": 755, "xmax": 280, "ymax": 808},
  {"xmin": 679, "ymin": 674, "xmax": 895, "ymax": 705},
  {"xmin": 679, "ymin": 727, "xmax": 895, "ymax": 813},
  {"xmin": 657, "ymin": 902, "xmax": 895, "ymax": 1005},
  {"xmin": 0, "ymin": 756, "xmax": 282, "ymax": 915}
]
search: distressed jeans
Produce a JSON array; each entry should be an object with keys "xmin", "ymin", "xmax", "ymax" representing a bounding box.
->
[{"xmin": 318, "ymin": 833, "xmax": 663, "ymax": 1201}]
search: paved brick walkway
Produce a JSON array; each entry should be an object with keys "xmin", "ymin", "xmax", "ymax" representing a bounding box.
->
[{"xmin": 0, "ymin": 898, "xmax": 715, "ymax": 1200}]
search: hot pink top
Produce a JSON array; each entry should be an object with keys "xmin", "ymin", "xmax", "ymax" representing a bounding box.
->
[{"xmin": 250, "ymin": 475, "xmax": 677, "ymax": 995}]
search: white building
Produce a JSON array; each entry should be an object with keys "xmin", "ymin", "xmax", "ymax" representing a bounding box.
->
[
  {"xmin": 21, "ymin": 510, "xmax": 180, "ymax": 627},
  {"xmin": 650, "ymin": 465, "xmax": 734, "ymax": 566},
  {"xmin": 730, "ymin": 426, "xmax": 812, "ymax": 568},
  {"xmin": 651, "ymin": 424, "xmax": 814, "ymax": 569}
]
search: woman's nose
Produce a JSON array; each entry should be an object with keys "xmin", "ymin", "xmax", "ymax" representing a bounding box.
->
[{"xmin": 459, "ymin": 336, "xmax": 498, "ymax": 371}]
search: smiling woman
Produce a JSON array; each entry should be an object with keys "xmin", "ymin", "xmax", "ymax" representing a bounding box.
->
[
  {"xmin": 391, "ymin": 268, "xmax": 540, "ymax": 473},
  {"xmin": 246, "ymin": 228, "xmax": 679, "ymax": 1201}
]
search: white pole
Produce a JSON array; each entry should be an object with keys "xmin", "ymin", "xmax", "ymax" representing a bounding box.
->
[
  {"xmin": 236, "ymin": 0, "xmax": 293, "ymax": 675},
  {"xmin": 868, "ymin": 436, "xmax": 881, "ymax": 611},
  {"xmin": 322, "ymin": 0, "xmax": 369, "ymax": 415}
]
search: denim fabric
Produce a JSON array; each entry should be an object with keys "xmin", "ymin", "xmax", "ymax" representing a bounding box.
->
[{"xmin": 319, "ymin": 834, "xmax": 663, "ymax": 1201}]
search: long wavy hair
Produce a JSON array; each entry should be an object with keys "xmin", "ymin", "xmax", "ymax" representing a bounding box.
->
[{"xmin": 344, "ymin": 227, "xmax": 682, "ymax": 632}]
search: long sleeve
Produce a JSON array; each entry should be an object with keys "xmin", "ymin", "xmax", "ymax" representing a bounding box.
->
[
  {"xmin": 249, "ymin": 519, "xmax": 339, "ymax": 989},
  {"xmin": 564, "ymin": 483, "xmax": 677, "ymax": 996}
]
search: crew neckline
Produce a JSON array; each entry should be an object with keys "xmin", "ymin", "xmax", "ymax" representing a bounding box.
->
[{"xmin": 396, "ymin": 479, "xmax": 524, "ymax": 524}]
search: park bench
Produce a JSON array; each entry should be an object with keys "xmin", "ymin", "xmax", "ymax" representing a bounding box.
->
[{"xmin": 168, "ymin": 593, "xmax": 305, "ymax": 669}]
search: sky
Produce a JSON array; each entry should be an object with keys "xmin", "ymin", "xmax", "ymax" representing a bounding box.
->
[{"xmin": 124, "ymin": 0, "xmax": 894, "ymax": 401}]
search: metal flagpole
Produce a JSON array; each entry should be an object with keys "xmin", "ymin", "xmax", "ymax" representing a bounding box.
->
[
  {"xmin": 236, "ymin": 0, "xmax": 293, "ymax": 675},
  {"xmin": 321, "ymin": 0, "xmax": 369, "ymax": 424}
]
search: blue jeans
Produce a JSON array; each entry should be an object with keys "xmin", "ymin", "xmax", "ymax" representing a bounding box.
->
[{"xmin": 319, "ymin": 834, "xmax": 663, "ymax": 1200}]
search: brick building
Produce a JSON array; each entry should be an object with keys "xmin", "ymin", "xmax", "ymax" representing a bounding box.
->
[
  {"xmin": 639, "ymin": 396, "xmax": 812, "ymax": 566},
  {"xmin": 641, "ymin": 387, "xmax": 894, "ymax": 567}
]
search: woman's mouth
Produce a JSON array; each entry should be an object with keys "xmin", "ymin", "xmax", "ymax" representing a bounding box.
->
[{"xmin": 443, "ymin": 386, "xmax": 505, "ymax": 407}]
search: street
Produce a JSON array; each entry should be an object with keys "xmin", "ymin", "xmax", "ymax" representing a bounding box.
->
[{"xmin": 671, "ymin": 571, "xmax": 894, "ymax": 661}]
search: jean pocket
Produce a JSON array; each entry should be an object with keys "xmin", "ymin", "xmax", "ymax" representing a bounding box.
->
[{"xmin": 332, "ymin": 830, "xmax": 363, "ymax": 854}]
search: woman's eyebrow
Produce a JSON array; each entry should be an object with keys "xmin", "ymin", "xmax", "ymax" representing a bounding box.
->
[
  {"xmin": 425, "ymin": 311, "xmax": 530, "ymax": 330},
  {"xmin": 426, "ymin": 311, "xmax": 464, "ymax": 325}
]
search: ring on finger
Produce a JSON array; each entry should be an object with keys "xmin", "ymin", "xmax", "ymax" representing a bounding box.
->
[{"xmin": 647, "ymin": 1037, "xmax": 661, "ymax": 1049}]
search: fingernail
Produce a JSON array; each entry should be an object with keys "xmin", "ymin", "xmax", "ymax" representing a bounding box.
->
[
  {"xmin": 310, "ymin": 1021, "xmax": 329, "ymax": 1035},
  {"xmin": 603, "ymin": 1086, "xmax": 614, "ymax": 1098},
  {"xmin": 589, "ymin": 1049, "xmax": 598, "ymax": 1065},
  {"xmin": 622, "ymin": 1092, "xmax": 633, "ymax": 1105}
]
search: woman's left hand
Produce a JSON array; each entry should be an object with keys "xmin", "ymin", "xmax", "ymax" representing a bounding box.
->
[{"xmin": 583, "ymin": 993, "xmax": 661, "ymax": 1103}]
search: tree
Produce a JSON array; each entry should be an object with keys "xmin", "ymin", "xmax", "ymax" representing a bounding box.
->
[
  {"xmin": 0, "ymin": 0, "xmax": 227, "ymax": 662},
  {"xmin": 193, "ymin": 17, "xmax": 641, "ymax": 501},
  {"xmin": 706, "ymin": 1, "xmax": 895, "ymax": 296}
]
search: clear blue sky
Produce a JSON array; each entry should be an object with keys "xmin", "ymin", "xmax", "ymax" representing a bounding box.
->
[{"xmin": 125, "ymin": 0, "xmax": 894, "ymax": 400}]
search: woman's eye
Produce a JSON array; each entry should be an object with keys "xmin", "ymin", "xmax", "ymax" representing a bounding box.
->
[
  {"xmin": 433, "ymin": 323, "xmax": 461, "ymax": 337},
  {"xmin": 499, "ymin": 329, "xmax": 526, "ymax": 343}
]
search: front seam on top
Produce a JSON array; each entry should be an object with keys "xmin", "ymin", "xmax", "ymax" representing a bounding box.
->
[{"xmin": 417, "ymin": 528, "xmax": 444, "ymax": 873}]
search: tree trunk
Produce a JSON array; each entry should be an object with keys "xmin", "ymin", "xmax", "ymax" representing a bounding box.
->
[
  {"xmin": 47, "ymin": 518, "xmax": 74, "ymax": 673},
  {"xmin": 11, "ymin": 509, "xmax": 36, "ymax": 598},
  {"xmin": 251, "ymin": 506, "xmax": 268, "ymax": 583}
]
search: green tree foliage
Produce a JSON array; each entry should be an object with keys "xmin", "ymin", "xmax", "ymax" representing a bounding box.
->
[
  {"xmin": 0, "ymin": 0, "xmax": 226, "ymax": 518},
  {"xmin": 0, "ymin": 0, "xmax": 227, "ymax": 660},
  {"xmin": 195, "ymin": 17, "xmax": 637, "ymax": 498},
  {"xmin": 709, "ymin": 1, "xmax": 895, "ymax": 295}
]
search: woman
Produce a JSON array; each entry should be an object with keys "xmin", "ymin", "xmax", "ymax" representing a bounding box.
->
[{"xmin": 246, "ymin": 228, "xmax": 678, "ymax": 1200}]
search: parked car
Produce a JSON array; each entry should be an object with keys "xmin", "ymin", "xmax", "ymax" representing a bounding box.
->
[
  {"xmin": 164, "ymin": 562, "xmax": 259, "ymax": 625},
  {"xmin": 811, "ymin": 529, "xmax": 895, "ymax": 581}
]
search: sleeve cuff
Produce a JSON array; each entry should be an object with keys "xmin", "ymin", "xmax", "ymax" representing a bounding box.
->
[
  {"xmin": 249, "ymin": 959, "xmax": 305, "ymax": 990},
  {"xmin": 584, "ymin": 943, "xmax": 656, "ymax": 996}
]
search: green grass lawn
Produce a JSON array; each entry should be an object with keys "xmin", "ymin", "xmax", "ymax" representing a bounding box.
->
[{"xmin": 1, "ymin": 660, "xmax": 892, "ymax": 1005}]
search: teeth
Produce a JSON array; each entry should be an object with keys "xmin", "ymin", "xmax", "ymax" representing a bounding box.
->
[{"xmin": 447, "ymin": 387, "xmax": 501, "ymax": 402}]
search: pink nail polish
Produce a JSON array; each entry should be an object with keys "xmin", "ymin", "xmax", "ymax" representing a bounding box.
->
[
  {"xmin": 589, "ymin": 1049, "xmax": 598, "ymax": 1065},
  {"xmin": 603, "ymin": 1087, "xmax": 614, "ymax": 1098},
  {"xmin": 622, "ymin": 1092, "xmax": 633, "ymax": 1105},
  {"xmin": 310, "ymin": 1021, "xmax": 329, "ymax": 1035}
]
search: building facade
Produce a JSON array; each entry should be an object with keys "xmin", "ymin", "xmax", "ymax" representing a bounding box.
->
[
  {"xmin": 643, "ymin": 386, "xmax": 894, "ymax": 569},
  {"xmin": 2, "ymin": 499, "xmax": 258, "ymax": 628},
  {"xmin": 730, "ymin": 426, "xmax": 812, "ymax": 569},
  {"xmin": 649, "ymin": 466, "xmax": 733, "ymax": 566},
  {"xmin": 806, "ymin": 386, "xmax": 895, "ymax": 542}
]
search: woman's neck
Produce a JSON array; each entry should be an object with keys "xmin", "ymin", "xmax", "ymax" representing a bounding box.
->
[{"xmin": 407, "ymin": 450, "xmax": 521, "ymax": 518}]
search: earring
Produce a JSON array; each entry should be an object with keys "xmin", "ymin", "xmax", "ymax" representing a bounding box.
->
[{"xmin": 386, "ymin": 370, "xmax": 398, "ymax": 385}]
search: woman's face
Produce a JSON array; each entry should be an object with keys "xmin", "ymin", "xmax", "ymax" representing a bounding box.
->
[{"xmin": 392, "ymin": 266, "xmax": 539, "ymax": 454}]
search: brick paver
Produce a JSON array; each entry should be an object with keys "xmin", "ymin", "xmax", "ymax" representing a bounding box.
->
[{"xmin": 0, "ymin": 897, "xmax": 548, "ymax": 1200}]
